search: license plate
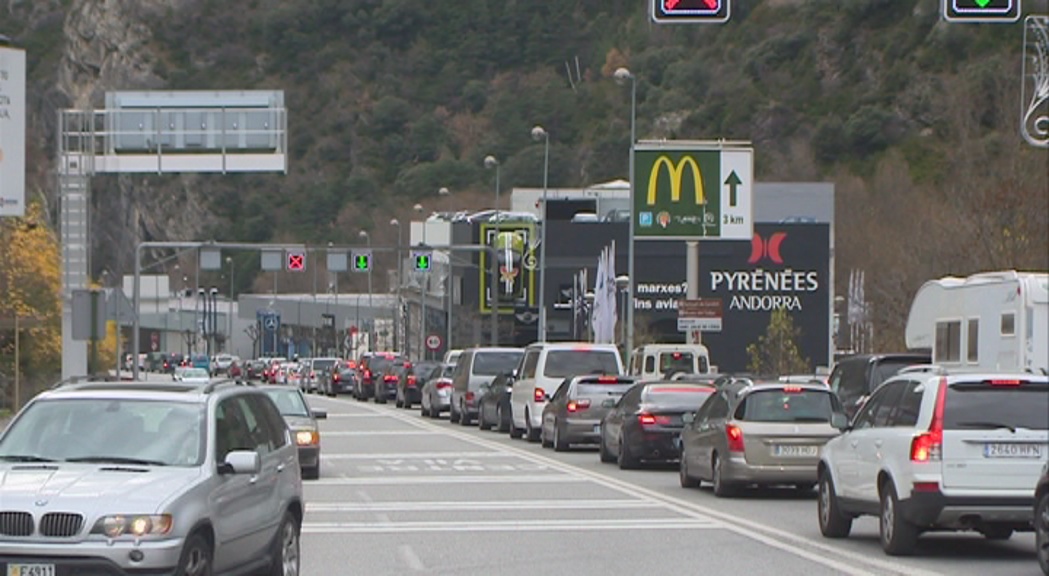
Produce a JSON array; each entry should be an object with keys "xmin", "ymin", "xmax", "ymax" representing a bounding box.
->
[
  {"xmin": 593, "ymin": 425, "xmax": 601, "ymax": 434},
  {"xmin": 772, "ymin": 445, "xmax": 818, "ymax": 457},
  {"xmin": 984, "ymin": 443, "xmax": 1046, "ymax": 459},
  {"xmin": 7, "ymin": 565, "xmax": 56, "ymax": 576}
]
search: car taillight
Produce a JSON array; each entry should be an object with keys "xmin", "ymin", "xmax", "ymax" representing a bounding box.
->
[
  {"xmin": 384, "ymin": 375, "xmax": 397, "ymax": 382},
  {"xmin": 639, "ymin": 413, "xmax": 672, "ymax": 427},
  {"xmin": 596, "ymin": 376, "xmax": 620, "ymax": 383},
  {"xmin": 407, "ymin": 376, "xmax": 417, "ymax": 387},
  {"xmin": 364, "ymin": 369, "xmax": 372, "ymax": 380},
  {"xmin": 725, "ymin": 424, "xmax": 745, "ymax": 452},
  {"xmin": 782, "ymin": 386, "xmax": 803, "ymax": 393},
  {"xmin": 534, "ymin": 388, "xmax": 546, "ymax": 403},
  {"xmin": 310, "ymin": 371, "xmax": 315, "ymax": 378},
  {"xmin": 911, "ymin": 378, "xmax": 947, "ymax": 462},
  {"xmin": 465, "ymin": 392, "xmax": 475, "ymax": 402},
  {"xmin": 567, "ymin": 399, "xmax": 591, "ymax": 413},
  {"xmin": 333, "ymin": 373, "xmax": 340, "ymax": 381},
  {"xmin": 437, "ymin": 381, "xmax": 452, "ymax": 390},
  {"xmin": 987, "ymin": 379, "xmax": 1023, "ymax": 386}
]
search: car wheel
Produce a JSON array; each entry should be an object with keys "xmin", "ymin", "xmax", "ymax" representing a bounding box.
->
[
  {"xmin": 460, "ymin": 403, "xmax": 472, "ymax": 426},
  {"xmin": 1037, "ymin": 491, "xmax": 1049, "ymax": 576},
  {"xmin": 712, "ymin": 453, "xmax": 736, "ymax": 497},
  {"xmin": 509, "ymin": 408, "xmax": 524, "ymax": 439},
  {"xmin": 478, "ymin": 405, "xmax": 492, "ymax": 431},
  {"xmin": 617, "ymin": 437, "xmax": 639, "ymax": 470},
  {"xmin": 449, "ymin": 404, "xmax": 461, "ymax": 424},
  {"xmin": 879, "ymin": 481, "xmax": 918, "ymax": 556},
  {"xmin": 599, "ymin": 430, "xmax": 615, "ymax": 463},
  {"xmin": 269, "ymin": 511, "xmax": 300, "ymax": 576},
  {"xmin": 553, "ymin": 421, "xmax": 569, "ymax": 452},
  {"xmin": 540, "ymin": 423, "xmax": 553, "ymax": 448},
  {"xmin": 525, "ymin": 410, "xmax": 541, "ymax": 443},
  {"xmin": 496, "ymin": 405, "xmax": 510, "ymax": 433},
  {"xmin": 679, "ymin": 450, "xmax": 700, "ymax": 488},
  {"xmin": 420, "ymin": 399, "xmax": 430, "ymax": 417},
  {"xmin": 403, "ymin": 397, "xmax": 412, "ymax": 410},
  {"xmin": 395, "ymin": 396, "xmax": 404, "ymax": 408},
  {"xmin": 980, "ymin": 525, "xmax": 1013, "ymax": 540},
  {"xmin": 175, "ymin": 532, "xmax": 212, "ymax": 576},
  {"xmin": 817, "ymin": 470, "xmax": 852, "ymax": 538}
]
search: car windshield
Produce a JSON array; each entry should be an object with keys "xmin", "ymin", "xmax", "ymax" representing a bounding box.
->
[
  {"xmin": 261, "ymin": 388, "xmax": 311, "ymax": 418},
  {"xmin": 0, "ymin": 399, "xmax": 204, "ymax": 466},
  {"xmin": 181, "ymin": 368, "xmax": 209, "ymax": 379},
  {"xmin": 312, "ymin": 359, "xmax": 337, "ymax": 372},
  {"xmin": 738, "ymin": 389, "xmax": 836, "ymax": 423},
  {"xmin": 659, "ymin": 352, "xmax": 694, "ymax": 374},
  {"xmin": 473, "ymin": 351, "xmax": 523, "ymax": 376},
  {"xmin": 543, "ymin": 350, "xmax": 621, "ymax": 378},
  {"xmin": 368, "ymin": 355, "xmax": 401, "ymax": 373},
  {"xmin": 642, "ymin": 384, "xmax": 716, "ymax": 409}
]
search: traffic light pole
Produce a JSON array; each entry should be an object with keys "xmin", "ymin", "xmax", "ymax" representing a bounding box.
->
[{"xmin": 132, "ymin": 241, "xmax": 500, "ymax": 380}]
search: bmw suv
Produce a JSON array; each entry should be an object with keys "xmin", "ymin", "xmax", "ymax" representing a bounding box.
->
[
  {"xmin": 817, "ymin": 367, "xmax": 1049, "ymax": 556},
  {"xmin": 0, "ymin": 378, "xmax": 304, "ymax": 575}
]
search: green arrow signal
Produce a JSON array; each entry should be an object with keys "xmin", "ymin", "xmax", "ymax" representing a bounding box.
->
[
  {"xmin": 354, "ymin": 255, "xmax": 370, "ymax": 270},
  {"xmin": 416, "ymin": 255, "xmax": 430, "ymax": 270},
  {"xmin": 974, "ymin": 0, "xmax": 991, "ymax": 6}
]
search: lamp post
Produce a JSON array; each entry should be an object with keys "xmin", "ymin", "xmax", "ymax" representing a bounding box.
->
[
  {"xmin": 225, "ymin": 257, "xmax": 234, "ymax": 353},
  {"xmin": 329, "ymin": 241, "xmax": 340, "ymax": 357},
  {"xmin": 532, "ymin": 125, "xmax": 550, "ymax": 342},
  {"xmin": 413, "ymin": 202, "xmax": 427, "ymax": 359},
  {"xmin": 614, "ymin": 66, "xmax": 638, "ymax": 356},
  {"xmin": 389, "ymin": 219, "xmax": 402, "ymax": 352},
  {"xmin": 358, "ymin": 230, "xmax": 372, "ymax": 352},
  {"xmin": 436, "ymin": 187, "xmax": 453, "ymax": 358},
  {"xmin": 484, "ymin": 155, "xmax": 500, "ymax": 220}
]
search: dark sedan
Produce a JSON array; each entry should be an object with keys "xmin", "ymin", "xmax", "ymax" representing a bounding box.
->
[
  {"xmin": 541, "ymin": 375, "xmax": 636, "ymax": 451},
  {"xmin": 599, "ymin": 381, "xmax": 716, "ymax": 469},
  {"xmin": 259, "ymin": 385, "xmax": 327, "ymax": 479},
  {"xmin": 356, "ymin": 352, "xmax": 404, "ymax": 401},
  {"xmin": 329, "ymin": 363, "xmax": 359, "ymax": 396},
  {"xmin": 398, "ymin": 361, "xmax": 440, "ymax": 409},
  {"xmin": 478, "ymin": 372, "xmax": 515, "ymax": 432}
]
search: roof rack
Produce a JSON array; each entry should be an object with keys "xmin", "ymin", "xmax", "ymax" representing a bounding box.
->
[
  {"xmin": 898, "ymin": 364, "xmax": 948, "ymax": 376},
  {"xmin": 201, "ymin": 378, "xmax": 256, "ymax": 394},
  {"xmin": 50, "ymin": 374, "xmax": 121, "ymax": 389}
]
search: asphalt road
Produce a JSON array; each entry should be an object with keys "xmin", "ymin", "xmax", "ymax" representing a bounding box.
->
[{"xmin": 301, "ymin": 394, "xmax": 1042, "ymax": 576}]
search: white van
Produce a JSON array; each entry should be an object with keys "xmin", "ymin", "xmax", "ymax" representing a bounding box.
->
[
  {"xmin": 509, "ymin": 342, "xmax": 624, "ymax": 442},
  {"xmin": 627, "ymin": 344, "xmax": 712, "ymax": 381},
  {"xmin": 905, "ymin": 271, "xmax": 1048, "ymax": 374}
]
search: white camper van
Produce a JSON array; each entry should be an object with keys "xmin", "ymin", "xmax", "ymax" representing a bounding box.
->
[
  {"xmin": 628, "ymin": 344, "xmax": 712, "ymax": 380},
  {"xmin": 905, "ymin": 271, "xmax": 1048, "ymax": 374}
]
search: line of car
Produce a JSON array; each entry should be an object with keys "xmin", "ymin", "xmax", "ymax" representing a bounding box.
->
[{"xmin": 368, "ymin": 344, "xmax": 1049, "ymax": 572}]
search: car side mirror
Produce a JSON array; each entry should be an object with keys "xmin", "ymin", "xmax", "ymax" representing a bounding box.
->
[
  {"xmin": 601, "ymin": 398, "xmax": 617, "ymax": 408},
  {"xmin": 682, "ymin": 412, "xmax": 695, "ymax": 424},
  {"xmin": 312, "ymin": 409, "xmax": 328, "ymax": 420},
  {"xmin": 221, "ymin": 450, "xmax": 260, "ymax": 475},
  {"xmin": 831, "ymin": 412, "xmax": 849, "ymax": 431}
]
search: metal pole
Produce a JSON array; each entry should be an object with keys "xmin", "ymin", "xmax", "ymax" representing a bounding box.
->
[
  {"xmin": 495, "ymin": 165, "xmax": 501, "ymax": 218},
  {"xmin": 395, "ymin": 225, "xmax": 402, "ymax": 352},
  {"xmin": 489, "ymin": 246, "xmax": 498, "ymax": 346},
  {"xmin": 421, "ymin": 224, "xmax": 427, "ymax": 359},
  {"xmin": 366, "ymin": 239, "xmax": 373, "ymax": 353},
  {"xmin": 312, "ymin": 253, "xmax": 318, "ymax": 355},
  {"xmin": 334, "ymin": 274, "xmax": 340, "ymax": 357},
  {"xmin": 446, "ymin": 268, "xmax": 453, "ymax": 354},
  {"xmin": 228, "ymin": 264, "xmax": 234, "ymax": 353},
  {"xmin": 537, "ymin": 133, "xmax": 550, "ymax": 342},
  {"xmin": 626, "ymin": 75, "xmax": 637, "ymax": 356},
  {"xmin": 686, "ymin": 241, "xmax": 700, "ymax": 345},
  {"xmin": 14, "ymin": 315, "xmax": 20, "ymax": 411},
  {"xmin": 90, "ymin": 289, "xmax": 100, "ymax": 375},
  {"xmin": 133, "ymin": 245, "xmax": 142, "ymax": 380}
]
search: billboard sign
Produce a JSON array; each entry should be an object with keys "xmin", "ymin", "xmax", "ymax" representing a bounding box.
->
[
  {"xmin": 479, "ymin": 222, "xmax": 537, "ymax": 314},
  {"xmin": 0, "ymin": 45, "xmax": 26, "ymax": 217},
  {"xmin": 632, "ymin": 143, "xmax": 752, "ymax": 240}
]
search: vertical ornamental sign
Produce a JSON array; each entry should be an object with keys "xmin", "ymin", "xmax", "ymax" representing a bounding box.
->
[{"xmin": 0, "ymin": 45, "xmax": 26, "ymax": 217}]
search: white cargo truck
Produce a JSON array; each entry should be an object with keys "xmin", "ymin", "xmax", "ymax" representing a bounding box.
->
[{"xmin": 905, "ymin": 271, "xmax": 1048, "ymax": 374}]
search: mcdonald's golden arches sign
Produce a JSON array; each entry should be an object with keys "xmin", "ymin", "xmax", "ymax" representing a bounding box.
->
[{"xmin": 632, "ymin": 144, "xmax": 754, "ymax": 240}]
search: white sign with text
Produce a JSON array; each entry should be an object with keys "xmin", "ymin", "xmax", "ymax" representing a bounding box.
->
[{"xmin": 0, "ymin": 46, "xmax": 26, "ymax": 217}]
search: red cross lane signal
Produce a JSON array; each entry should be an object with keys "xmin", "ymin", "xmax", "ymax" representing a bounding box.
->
[{"xmin": 286, "ymin": 251, "xmax": 306, "ymax": 272}]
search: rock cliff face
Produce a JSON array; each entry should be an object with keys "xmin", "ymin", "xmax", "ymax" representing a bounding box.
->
[{"xmin": 53, "ymin": 0, "xmax": 216, "ymax": 280}]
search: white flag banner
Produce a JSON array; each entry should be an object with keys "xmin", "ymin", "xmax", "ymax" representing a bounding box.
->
[{"xmin": 592, "ymin": 249, "xmax": 606, "ymax": 342}]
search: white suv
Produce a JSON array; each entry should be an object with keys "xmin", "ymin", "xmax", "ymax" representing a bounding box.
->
[
  {"xmin": 817, "ymin": 368, "xmax": 1049, "ymax": 556},
  {"xmin": 509, "ymin": 342, "xmax": 623, "ymax": 442}
]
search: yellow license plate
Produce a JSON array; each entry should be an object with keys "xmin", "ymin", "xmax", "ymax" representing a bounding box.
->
[{"xmin": 7, "ymin": 565, "xmax": 56, "ymax": 576}]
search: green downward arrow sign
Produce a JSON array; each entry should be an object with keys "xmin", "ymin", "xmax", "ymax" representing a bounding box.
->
[
  {"xmin": 724, "ymin": 170, "xmax": 742, "ymax": 207},
  {"xmin": 973, "ymin": 0, "xmax": 991, "ymax": 6}
]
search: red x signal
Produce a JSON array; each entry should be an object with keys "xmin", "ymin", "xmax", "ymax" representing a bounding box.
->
[{"xmin": 287, "ymin": 252, "xmax": 305, "ymax": 272}]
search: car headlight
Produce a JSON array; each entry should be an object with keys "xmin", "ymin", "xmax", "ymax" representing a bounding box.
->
[
  {"xmin": 296, "ymin": 429, "xmax": 319, "ymax": 446},
  {"xmin": 92, "ymin": 514, "xmax": 173, "ymax": 538}
]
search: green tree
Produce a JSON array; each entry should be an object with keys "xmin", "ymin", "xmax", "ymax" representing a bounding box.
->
[{"xmin": 746, "ymin": 309, "xmax": 811, "ymax": 375}]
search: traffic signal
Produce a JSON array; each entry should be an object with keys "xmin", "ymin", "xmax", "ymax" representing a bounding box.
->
[
  {"xmin": 943, "ymin": 0, "xmax": 1020, "ymax": 22},
  {"xmin": 413, "ymin": 250, "xmax": 432, "ymax": 271},
  {"xmin": 286, "ymin": 250, "xmax": 306, "ymax": 272},
  {"xmin": 651, "ymin": 0, "xmax": 730, "ymax": 24},
  {"xmin": 351, "ymin": 251, "xmax": 371, "ymax": 272}
]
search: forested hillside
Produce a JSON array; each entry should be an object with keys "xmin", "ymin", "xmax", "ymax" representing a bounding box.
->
[{"xmin": 2, "ymin": 0, "xmax": 1046, "ymax": 349}]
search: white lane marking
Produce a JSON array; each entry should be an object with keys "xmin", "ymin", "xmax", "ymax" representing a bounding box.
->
[
  {"xmin": 322, "ymin": 430, "xmax": 433, "ymax": 436},
  {"xmin": 324, "ymin": 413, "xmax": 389, "ymax": 418},
  {"xmin": 355, "ymin": 490, "xmax": 390, "ymax": 523},
  {"xmin": 362, "ymin": 400, "xmax": 943, "ymax": 576},
  {"xmin": 308, "ymin": 474, "xmax": 586, "ymax": 485},
  {"xmin": 398, "ymin": 544, "xmax": 426, "ymax": 572},
  {"xmin": 302, "ymin": 518, "xmax": 718, "ymax": 534},
  {"xmin": 321, "ymin": 451, "xmax": 512, "ymax": 460},
  {"xmin": 306, "ymin": 499, "xmax": 658, "ymax": 512}
]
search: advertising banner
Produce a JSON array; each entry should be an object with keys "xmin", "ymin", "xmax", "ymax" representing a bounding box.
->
[
  {"xmin": 479, "ymin": 222, "xmax": 538, "ymax": 314},
  {"xmin": 0, "ymin": 45, "xmax": 26, "ymax": 217}
]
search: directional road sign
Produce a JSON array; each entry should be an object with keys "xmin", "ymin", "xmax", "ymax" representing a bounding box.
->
[
  {"xmin": 413, "ymin": 250, "xmax": 433, "ymax": 271},
  {"xmin": 286, "ymin": 250, "xmax": 306, "ymax": 272},
  {"xmin": 943, "ymin": 0, "xmax": 1020, "ymax": 22},
  {"xmin": 651, "ymin": 0, "xmax": 731, "ymax": 24},
  {"xmin": 633, "ymin": 142, "xmax": 753, "ymax": 240},
  {"xmin": 351, "ymin": 250, "xmax": 372, "ymax": 272}
]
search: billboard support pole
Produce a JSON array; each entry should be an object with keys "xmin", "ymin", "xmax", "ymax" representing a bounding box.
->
[{"xmin": 686, "ymin": 241, "xmax": 700, "ymax": 345}]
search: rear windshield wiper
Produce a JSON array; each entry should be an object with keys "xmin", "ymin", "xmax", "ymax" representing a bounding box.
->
[
  {"xmin": 955, "ymin": 421, "xmax": 1016, "ymax": 433},
  {"xmin": 65, "ymin": 456, "xmax": 167, "ymax": 466},
  {"xmin": 792, "ymin": 417, "xmax": 830, "ymax": 423},
  {"xmin": 0, "ymin": 454, "xmax": 57, "ymax": 462}
]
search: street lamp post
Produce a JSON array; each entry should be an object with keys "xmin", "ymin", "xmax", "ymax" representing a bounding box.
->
[
  {"xmin": 358, "ymin": 230, "xmax": 372, "ymax": 352},
  {"xmin": 484, "ymin": 155, "xmax": 500, "ymax": 219},
  {"xmin": 532, "ymin": 125, "xmax": 550, "ymax": 342},
  {"xmin": 329, "ymin": 241, "xmax": 340, "ymax": 357},
  {"xmin": 614, "ymin": 66, "xmax": 638, "ymax": 357},
  {"xmin": 389, "ymin": 219, "xmax": 402, "ymax": 352},
  {"xmin": 226, "ymin": 257, "xmax": 234, "ymax": 354}
]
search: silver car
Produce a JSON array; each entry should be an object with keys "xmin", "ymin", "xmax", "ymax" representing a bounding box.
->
[{"xmin": 0, "ymin": 379, "xmax": 303, "ymax": 575}]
